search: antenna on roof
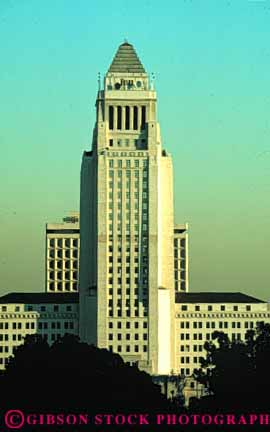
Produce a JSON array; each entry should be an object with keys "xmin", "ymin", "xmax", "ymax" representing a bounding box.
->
[{"xmin": 98, "ymin": 72, "xmax": 101, "ymax": 90}]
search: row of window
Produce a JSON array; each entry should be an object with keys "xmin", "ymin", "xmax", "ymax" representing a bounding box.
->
[
  {"xmin": 180, "ymin": 356, "xmax": 204, "ymax": 364},
  {"xmin": 0, "ymin": 322, "xmax": 35, "ymax": 330},
  {"xmin": 179, "ymin": 321, "xmax": 256, "ymax": 329},
  {"xmin": 174, "ymin": 250, "xmax": 186, "ymax": 259},
  {"xmin": 109, "ymin": 159, "xmax": 148, "ymax": 169},
  {"xmin": 48, "ymin": 260, "xmax": 78, "ymax": 270},
  {"xmin": 38, "ymin": 321, "xmax": 75, "ymax": 330},
  {"xmin": 0, "ymin": 334, "xmax": 24, "ymax": 342},
  {"xmin": 108, "ymin": 309, "xmax": 147, "ymax": 318},
  {"xmin": 108, "ymin": 250, "xmax": 144, "ymax": 258},
  {"xmin": 48, "ymin": 283, "xmax": 78, "ymax": 291},
  {"xmin": 108, "ymin": 245, "xmax": 148, "ymax": 254},
  {"xmin": 108, "ymin": 178, "xmax": 148, "ymax": 187},
  {"xmin": 108, "ymin": 149, "xmax": 147, "ymax": 155},
  {"xmin": 108, "ymin": 256, "xmax": 146, "ymax": 264},
  {"xmin": 108, "ymin": 277, "xmax": 146, "ymax": 285},
  {"xmin": 108, "ymin": 333, "xmax": 147, "ymax": 341},
  {"xmin": 108, "ymin": 106, "xmax": 146, "ymax": 131},
  {"xmin": 180, "ymin": 305, "xmax": 252, "ymax": 312},
  {"xmin": 108, "ymin": 300, "xmax": 148, "ymax": 308},
  {"xmin": 108, "ymin": 139, "xmax": 147, "ymax": 149},
  {"xmin": 0, "ymin": 319, "xmax": 75, "ymax": 332},
  {"xmin": 174, "ymin": 259, "xmax": 186, "ymax": 269},
  {"xmin": 108, "ymin": 235, "xmax": 148, "ymax": 242},
  {"xmin": 27, "ymin": 305, "xmax": 73, "ymax": 312},
  {"xmin": 108, "ymin": 223, "xmax": 148, "ymax": 230},
  {"xmin": 49, "ymin": 250, "xmax": 78, "ymax": 259},
  {"xmin": 180, "ymin": 345, "xmax": 204, "ymax": 352},
  {"xmin": 108, "ymin": 288, "xmax": 148, "ymax": 296},
  {"xmin": 180, "ymin": 332, "xmax": 244, "ymax": 341},
  {"xmin": 108, "ymin": 192, "xmax": 148, "ymax": 201},
  {"xmin": 48, "ymin": 271, "xmax": 78, "ymax": 280},
  {"xmin": 48, "ymin": 239, "xmax": 79, "ymax": 248},
  {"xmin": 109, "ymin": 169, "xmax": 147, "ymax": 177},
  {"xmin": 174, "ymin": 239, "xmax": 186, "ymax": 248},
  {"xmin": 108, "ymin": 321, "xmax": 147, "ymax": 329},
  {"xmin": 180, "ymin": 368, "xmax": 191, "ymax": 376},
  {"xmin": 175, "ymin": 281, "xmax": 186, "ymax": 291},
  {"xmin": 108, "ymin": 225, "xmax": 148, "ymax": 234},
  {"xmin": 109, "ymin": 345, "xmax": 147, "ymax": 353},
  {"xmin": 175, "ymin": 271, "xmax": 186, "ymax": 280},
  {"xmin": 108, "ymin": 266, "xmax": 148, "ymax": 274},
  {"xmin": 108, "ymin": 212, "xmax": 148, "ymax": 221},
  {"xmin": 108, "ymin": 202, "xmax": 148, "ymax": 210},
  {"xmin": 1, "ymin": 306, "xmax": 22, "ymax": 313}
]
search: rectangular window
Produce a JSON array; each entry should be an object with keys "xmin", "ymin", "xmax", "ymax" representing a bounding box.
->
[
  {"xmin": 125, "ymin": 106, "xmax": 130, "ymax": 130},
  {"xmin": 117, "ymin": 106, "xmax": 122, "ymax": 130},
  {"xmin": 141, "ymin": 106, "xmax": 146, "ymax": 129},
  {"xmin": 109, "ymin": 106, "xmax": 114, "ymax": 130},
  {"xmin": 133, "ymin": 106, "xmax": 138, "ymax": 130}
]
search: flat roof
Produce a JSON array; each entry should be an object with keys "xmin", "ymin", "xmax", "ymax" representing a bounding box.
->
[
  {"xmin": 0, "ymin": 293, "xmax": 79, "ymax": 304},
  {"xmin": 175, "ymin": 292, "xmax": 265, "ymax": 304}
]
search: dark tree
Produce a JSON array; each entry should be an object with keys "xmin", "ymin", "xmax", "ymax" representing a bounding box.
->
[
  {"xmin": 192, "ymin": 323, "xmax": 270, "ymax": 412},
  {"xmin": 0, "ymin": 334, "xmax": 169, "ymax": 413}
]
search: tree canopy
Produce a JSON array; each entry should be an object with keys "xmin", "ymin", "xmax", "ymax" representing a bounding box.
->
[
  {"xmin": 0, "ymin": 334, "xmax": 169, "ymax": 413},
  {"xmin": 192, "ymin": 322, "xmax": 270, "ymax": 412}
]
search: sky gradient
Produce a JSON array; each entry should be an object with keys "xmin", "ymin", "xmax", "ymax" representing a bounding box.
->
[{"xmin": 1, "ymin": 0, "xmax": 270, "ymax": 300}]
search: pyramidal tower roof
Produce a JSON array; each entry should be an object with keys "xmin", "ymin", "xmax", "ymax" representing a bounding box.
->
[{"xmin": 108, "ymin": 42, "xmax": 146, "ymax": 73}]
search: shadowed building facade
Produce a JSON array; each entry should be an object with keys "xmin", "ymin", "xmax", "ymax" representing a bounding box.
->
[{"xmin": 79, "ymin": 42, "xmax": 175, "ymax": 374}]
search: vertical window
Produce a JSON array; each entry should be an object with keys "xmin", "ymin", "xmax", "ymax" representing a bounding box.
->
[
  {"xmin": 133, "ymin": 106, "xmax": 138, "ymax": 130},
  {"xmin": 109, "ymin": 106, "xmax": 114, "ymax": 130},
  {"xmin": 141, "ymin": 106, "xmax": 146, "ymax": 129},
  {"xmin": 125, "ymin": 106, "xmax": 130, "ymax": 130},
  {"xmin": 117, "ymin": 106, "xmax": 122, "ymax": 130}
]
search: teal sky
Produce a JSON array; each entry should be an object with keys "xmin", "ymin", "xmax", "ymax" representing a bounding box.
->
[{"xmin": 0, "ymin": 0, "xmax": 270, "ymax": 300}]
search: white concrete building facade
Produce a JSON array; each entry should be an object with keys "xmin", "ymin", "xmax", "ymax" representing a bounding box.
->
[
  {"xmin": 79, "ymin": 42, "xmax": 175, "ymax": 375},
  {"xmin": 46, "ymin": 213, "xmax": 80, "ymax": 293},
  {"xmin": 0, "ymin": 293, "xmax": 78, "ymax": 370}
]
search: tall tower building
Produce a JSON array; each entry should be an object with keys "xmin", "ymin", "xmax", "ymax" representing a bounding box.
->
[{"xmin": 79, "ymin": 42, "xmax": 175, "ymax": 374}]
